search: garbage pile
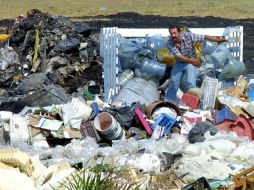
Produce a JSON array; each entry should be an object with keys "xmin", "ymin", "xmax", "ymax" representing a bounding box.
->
[
  {"xmin": 0, "ymin": 9, "xmax": 101, "ymax": 111},
  {"xmin": 1, "ymin": 10, "xmax": 254, "ymax": 190}
]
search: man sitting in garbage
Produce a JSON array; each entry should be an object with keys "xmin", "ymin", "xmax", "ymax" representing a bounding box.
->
[{"xmin": 164, "ymin": 25, "xmax": 227, "ymax": 103}]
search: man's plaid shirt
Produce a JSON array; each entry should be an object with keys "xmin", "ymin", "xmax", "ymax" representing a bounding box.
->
[{"xmin": 168, "ymin": 32, "xmax": 205, "ymax": 63}]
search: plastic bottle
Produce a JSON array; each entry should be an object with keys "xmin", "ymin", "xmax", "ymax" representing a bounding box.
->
[
  {"xmin": 117, "ymin": 69, "xmax": 134, "ymax": 87},
  {"xmin": 151, "ymin": 125, "xmax": 164, "ymax": 140}
]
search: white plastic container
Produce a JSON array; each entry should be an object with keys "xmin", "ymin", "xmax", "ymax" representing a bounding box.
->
[
  {"xmin": 94, "ymin": 112, "xmax": 124, "ymax": 140},
  {"xmin": 201, "ymin": 76, "xmax": 218, "ymax": 110}
]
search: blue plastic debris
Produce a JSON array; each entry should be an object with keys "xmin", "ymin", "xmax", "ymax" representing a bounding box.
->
[
  {"xmin": 151, "ymin": 113, "xmax": 177, "ymax": 137},
  {"xmin": 90, "ymin": 102, "xmax": 101, "ymax": 117},
  {"xmin": 248, "ymin": 84, "xmax": 254, "ymax": 101},
  {"xmin": 215, "ymin": 107, "xmax": 237, "ymax": 124}
]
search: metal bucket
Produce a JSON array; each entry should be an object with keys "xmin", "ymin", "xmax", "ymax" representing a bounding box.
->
[{"xmin": 94, "ymin": 112, "xmax": 124, "ymax": 140}]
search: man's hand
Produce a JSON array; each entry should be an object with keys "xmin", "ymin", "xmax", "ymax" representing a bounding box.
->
[
  {"xmin": 176, "ymin": 54, "xmax": 201, "ymax": 67},
  {"xmin": 205, "ymin": 35, "xmax": 228, "ymax": 44},
  {"xmin": 188, "ymin": 58, "xmax": 201, "ymax": 67},
  {"xmin": 216, "ymin": 37, "xmax": 228, "ymax": 44}
]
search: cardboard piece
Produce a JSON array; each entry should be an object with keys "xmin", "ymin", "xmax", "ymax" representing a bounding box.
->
[{"xmin": 63, "ymin": 128, "xmax": 81, "ymax": 139}]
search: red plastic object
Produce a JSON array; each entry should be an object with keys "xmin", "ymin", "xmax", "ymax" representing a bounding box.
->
[
  {"xmin": 181, "ymin": 93, "xmax": 200, "ymax": 110},
  {"xmin": 135, "ymin": 108, "xmax": 153, "ymax": 135},
  {"xmin": 185, "ymin": 117, "xmax": 203, "ymax": 123},
  {"xmin": 216, "ymin": 114, "xmax": 254, "ymax": 140}
]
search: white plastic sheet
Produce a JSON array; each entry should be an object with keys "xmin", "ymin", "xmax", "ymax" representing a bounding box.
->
[{"xmin": 61, "ymin": 97, "xmax": 92, "ymax": 129}]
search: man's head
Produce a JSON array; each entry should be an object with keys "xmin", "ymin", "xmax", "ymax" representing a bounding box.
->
[{"xmin": 169, "ymin": 25, "xmax": 181, "ymax": 43}]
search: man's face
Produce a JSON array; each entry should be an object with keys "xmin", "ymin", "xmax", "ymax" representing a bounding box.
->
[{"xmin": 169, "ymin": 28, "xmax": 180, "ymax": 42}]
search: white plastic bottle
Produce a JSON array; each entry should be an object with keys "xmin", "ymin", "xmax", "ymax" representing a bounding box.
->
[{"xmin": 117, "ymin": 69, "xmax": 134, "ymax": 87}]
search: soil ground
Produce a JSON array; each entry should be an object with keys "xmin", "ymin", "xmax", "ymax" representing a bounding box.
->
[{"xmin": 1, "ymin": 12, "xmax": 254, "ymax": 73}]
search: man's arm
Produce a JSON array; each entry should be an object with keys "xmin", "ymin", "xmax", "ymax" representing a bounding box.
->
[{"xmin": 204, "ymin": 35, "xmax": 227, "ymax": 43}]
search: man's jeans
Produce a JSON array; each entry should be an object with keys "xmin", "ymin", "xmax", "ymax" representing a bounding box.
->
[{"xmin": 165, "ymin": 63, "xmax": 197, "ymax": 103}]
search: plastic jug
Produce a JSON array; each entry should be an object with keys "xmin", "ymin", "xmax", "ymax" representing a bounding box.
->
[
  {"xmin": 147, "ymin": 34, "xmax": 168, "ymax": 50},
  {"xmin": 119, "ymin": 38, "xmax": 140, "ymax": 70},
  {"xmin": 139, "ymin": 58, "xmax": 166, "ymax": 79},
  {"xmin": 218, "ymin": 54, "xmax": 246, "ymax": 79}
]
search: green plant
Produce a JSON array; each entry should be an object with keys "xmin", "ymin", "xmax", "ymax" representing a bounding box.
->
[{"xmin": 52, "ymin": 163, "xmax": 142, "ymax": 190}]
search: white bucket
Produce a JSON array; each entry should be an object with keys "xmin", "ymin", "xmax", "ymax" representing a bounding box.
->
[{"xmin": 94, "ymin": 112, "xmax": 124, "ymax": 140}]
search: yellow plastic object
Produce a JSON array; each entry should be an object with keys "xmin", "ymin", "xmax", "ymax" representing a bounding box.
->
[
  {"xmin": 33, "ymin": 29, "xmax": 40, "ymax": 64},
  {"xmin": 0, "ymin": 149, "xmax": 33, "ymax": 176},
  {"xmin": 181, "ymin": 26, "xmax": 203, "ymax": 63},
  {"xmin": 181, "ymin": 26, "xmax": 191, "ymax": 33},
  {"xmin": 0, "ymin": 34, "xmax": 9, "ymax": 42},
  {"xmin": 195, "ymin": 42, "xmax": 203, "ymax": 62},
  {"xmin": 157, "ymin": 49, "xmax": 176, "ymax": 67}
]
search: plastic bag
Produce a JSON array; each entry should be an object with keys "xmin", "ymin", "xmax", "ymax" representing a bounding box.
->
[
  {"xmin": 204, "ymin": 138, "xmax": 237, "ymax": 155},
  {"xmin": 74, "ymin": 22, "xmax": 91, "ymax": 36},
  {"xmin": 0, "ymin": 47, "xmax": 19, "ymax": 70},
  {"xmin": 128, "ymin": 153, "xmax": 161, "ymax": 173},
  {"xmin": 209, "ymin": 44, "xmax": 230, "ymax": 68},
  {"xmin": 183, "ymin": 143, "xmax": 203, "ymax": 156},
  {"xmin": 188, "ymin": 121, "xmax": 218, "ymax": 143},
  {"xmin": 112, "ymin": 78, "xmax": 160, "ymax": 106},
  {"xmin": 61, "ymin": 97, "xmax": 92, "ymax": 129},
  {"xmin": 21, "ymin": 85, "xmax": 69, "ymax": 107},
  {"xmin": 104, "ymin": 102, "xmax": 142, "ymax": 130},
  {"xmin": 17, "ymin": 73, "xmax": 50, "ymax": 94},
  {"xmin": 51, "ymin": 38, "xmax": 80, "ymax": 54},
  {"xmin": 232, "ymin": 141, "xmax": 254, "ymax": 161}
]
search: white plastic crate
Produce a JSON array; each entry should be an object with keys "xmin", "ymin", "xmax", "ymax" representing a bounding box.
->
[
  {"xmin": 201, "ymin": 76, "xmax": 219, "ymax": 110},
  {"xmin": 100, "ymin": 26, "xmax": 243, "ymax": 102}
]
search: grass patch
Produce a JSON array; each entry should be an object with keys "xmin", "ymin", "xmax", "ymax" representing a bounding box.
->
[
  {"xmin": 53, "ymin": 164, "xmax": 143, "ymax": 190},
  {"xmin": 0, "ymin": 0, "xmax": 253, "ymax": 19}
]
